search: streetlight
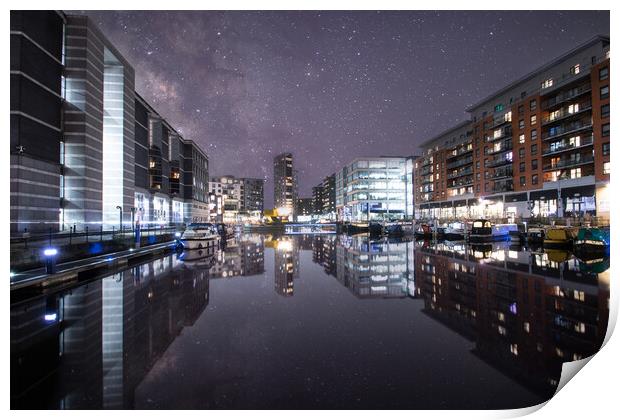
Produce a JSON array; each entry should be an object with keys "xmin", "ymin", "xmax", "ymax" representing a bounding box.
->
[
  {"xmin": 116, "ymin": 205, "xmax": 123, "ymax": 233},
  {"xmin": 43, "ymin": 247, "xmax": 58, "ymax": 274}
]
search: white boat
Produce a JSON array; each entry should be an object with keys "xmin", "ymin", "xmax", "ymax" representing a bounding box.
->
[
  {"xmin": 180, "ymin": 223, "xmax": 220, "ymax": 250},
  {"xmin": 469, "ymin": 220, "xmax": 515, "ymax": 242},
  {"xmin": 444, "ymin": 221, "xmax": 467, "ymax": 240}
]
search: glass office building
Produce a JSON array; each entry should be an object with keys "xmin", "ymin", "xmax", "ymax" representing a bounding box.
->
[{"xmin": 335, "ymin": 156, "xmax": 414, "ymax": 222}]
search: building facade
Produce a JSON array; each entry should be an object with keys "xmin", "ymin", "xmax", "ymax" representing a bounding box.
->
[
  {"xmin": 295, "ymin": 197, "xmax": 314, "ymax": 220},
  {"xmin": 312, "ymin": 173, "xmax": 337, "ymax": 220},
  {"xmin": 10, "ymin": 11, "xmax": 65, "ymax": 234},
  {"xmin": 335, "ymin": 156, "xmax": 415, "ymax": 223},
  {"xmin": 208, "ymin": 175, "xmax": 264, "ymax": 223},
  {"xmin": 10, "ymin": 11, "xmax": 210, "ymax": 234},
  {"xmin": 415, "ymin": 35, "xmax": 610, "ymax": 223},
  {"xmin": 273, "ymin": 152, "xmax": 296, "ymax": 218}
]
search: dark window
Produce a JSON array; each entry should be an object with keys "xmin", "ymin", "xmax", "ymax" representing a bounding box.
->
[
  {"xmin": 602, "ymin": 123, "xmax": 610, "ymax": 137},
  {"xmin": 520, "ymin": 176, "xmax": 526, "ymax": 187},
  {"xmin": 519, "ymin": 119, "xmax": 525, "ymax": 129},
  {"xmin": 530, "ymin": 99, "xmax": 537, "ymax": 111},
  {"xmin": 519, "ymin": 162, "xmax": 526, "ymax": 173},
  {"xmin": 603, "ymin": 143, "xmax": 610, "ymax": 156},
  {"xmin": 531, "ymin": 144, "xmax": 538, "ymax": 156},
  {"xmin": 521, "ymin": 91, "xmax": 527, "ymax": 99},
  {"xmin": 531, "ymin": 159, "xmax": 538, "ymax": 170},
  {"xmin": 602, "ymin": 104, "xmax": 610, "ymax": 119},
  {"xmin": 519, "ymin": 148, "xmax": 525, "ymax": 159},
  {"xmin": 600, "ymin": 85, "xmax": 609, "ymax": 100},
  {"xmin": 599, "ymin": 67, "xmax": 609, "ymax": 81},
  {"xmin": 531, "ymin": 129, "xmax": 538, "ymax": 140},
  {"xmin": 518, "ymin": 104, "xmax": 524, "ymax": 115},
  {"xmin": 532, "ymin": 174, "xmax": 539, "ymax": 185}
]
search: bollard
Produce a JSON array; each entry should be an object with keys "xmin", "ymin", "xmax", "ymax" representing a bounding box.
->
[{"xmin": 43, "ymin": 248, "xmax": 58, "ymax": 274}]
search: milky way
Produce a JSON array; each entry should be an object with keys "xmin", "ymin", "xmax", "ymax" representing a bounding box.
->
[{"xmin": 81, "ymin": 10, "xmax": 608, "ymax": 206}]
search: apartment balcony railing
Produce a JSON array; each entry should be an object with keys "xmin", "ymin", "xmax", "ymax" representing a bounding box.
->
[
  {"xmin": 448, "ymin": 178, "xmax": 474, "ymax": 188},
  {"xmin": 491, "ymin": 114, "xmax": 512, "ymax": 129},
  {"xmin": 448, "ymin": 145, "xmax": 474, "ymax": 158},
  {"xmin": 542, "ymin": 119, "xmax": 593, "ymax": 141},
  {"xmin": 542, "ymin": 101, "xmax": 592, "ymax": 126},
  {"xmin": 447, "ymin": 167, "xmax": 473, "ymax": 179},
  {"xmin": 492, "ymin": 181, "xmax": 514, "ymax": 193},
  {"xmin": 491, "ymin": 168, "xmax": 513, "ymax": 180},
  {"xmin": 485, "ymin": 127, "xmax": 512, "ymax": 143},
  {"xmin": 542, "ymin": 135, "xmax": 594, "ymax": 156},
  {"xmin": 486, "ymin": 141, "xmax": 513, "ymax": 156},
  {"xmin": 543, "ymin": 154, "xmax": 594, "ymax": 171},
  {"xmin": 542, "ymin": 83, "xmax": 592, "ymax": 108},
  {"xmin": 485, "ymin": 156, "xmax": 513, "ymax": 168},
  {"xmin": 419, "ymin": 167, "xmax": 433, "ymax": 176},
  {"xmin": 446, "ymin": 155, "xmax": 473, "ymax": 170}
]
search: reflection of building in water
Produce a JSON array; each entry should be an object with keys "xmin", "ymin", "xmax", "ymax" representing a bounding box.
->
[
  {"xmin": 274, "ymin": 238, "xmax": 299, "ymax": 297},
  {"xmin": 312, "ymin": 236, "xmax": 337, "ymax": 277},
  {"xmin": 414, "ymin": 241, "xmax": 609, "ymax": 397},
  {"xmin": 335, "ymin": 236, "xmax": 416, "ymax": 299},
  {"xmin": 10, "ymin": 255, "xmax": 211, "ymax": 409},
  {"xmin": 209, "ymin": 236, "xmax": 265, "ymax": 278}
]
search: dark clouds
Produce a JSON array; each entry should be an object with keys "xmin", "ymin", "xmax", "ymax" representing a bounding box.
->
[{"xmin": 82, "ymin": 10, "xmax": 609, "ymax": 206}]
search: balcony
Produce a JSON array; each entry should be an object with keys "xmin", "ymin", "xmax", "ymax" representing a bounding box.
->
[
  {"xmin": 486, "ymin": 127, "xmax": 512, "ymax": 143},
  {"xmin": 542, "ymin": 135, "xmax": 594, "ymax": 156},
  {"xmin": 485, "ymin": 156, "xmax": 513, "ymax": 168},
  {"xmin": 542, "ymin": 119, "xmax": 593, "ymax": 141},
  {"xmin": 486, "ymin": 141, "xmax": 513, "ymax": 156},
  {"xmin": 419, "ymin": 167, "xmax": 433, "ymax": 176},
  {"xmin": 448, "ymin": 145, "xmax": 474, "ymax": 158},
  {"xmin": 491, "ymin": 168, "xmax": 513, "ymax": 180},
  {"xmin": 491, "ymin": 113, "xmax": 512, "ymax": 129},
  {"xmin": 543, "ymin": 154, "xmax": 594, "ymax": 171},
  {"xmin": 448, "ymin": 178, "xmax": 474, "ymax": 188},
  {"xmin": 446, "ymin": 156, "xmax": 473, "ymax": 170},
  {"xmin": 493, "ymin": 180, "xmax": 514, "ymax": 193},
  {"xmin": 447, "ymin": 167, "xmax": 473, "ymax": 179},
  {"xmin": 542, "ymin": 83, "xmax": 592, "ymax": 108},
  {"xmin": 541, "ymin": 101, "xmax": 592, "ymax": 126}
]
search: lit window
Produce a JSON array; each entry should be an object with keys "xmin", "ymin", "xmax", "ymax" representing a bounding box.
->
[
  {"xmin": 519, "ymin": 134, "xmax": 525, "ymax": 144},
  {"xmin": 570, "ymin": 64, "xmax": 580, "ymax": 75},
  {"xmin": 603, "ymin": 162, "xmax": 610, "ymax": 175},
  {"xmin": 541, "ymin": 78, "xmax": 553, "ymax": 89},
  {"xmin": 568, "ymin": 103, "xmax": 580, "ymax": 114},
  {"xmin": 530, "ymin": 115, "xmax": 537, "ymax": 125},
  {"xmin": 510, "ymin": 344, "xmax": 519, "ymax": 356}
]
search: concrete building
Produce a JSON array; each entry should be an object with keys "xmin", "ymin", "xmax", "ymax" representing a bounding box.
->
[
  {"xmin": 295, "ymin": 197, "xmax": 314, "ymax": 220},
  {"xmin": 273, "ymin": 152, "xmax": 296, "ymax": 219},
  {"xmin": 415, "ymin": 35, "xmax": 610, "ymax": 223},
  {"xmin": 208, "ymin": 175, "xmax": 264, "ymax": 223},
  {"xmin": 312, "ymin": 173, "xmax": 337, "ymax": 220},
  {"xmin": 10, "ymin": 11, "xmax": 65, "ymax": 234},
  {"xmin": 10, "ymin": 11, "xmax": 210, "ymax": 233},
  {"xmin": 335, "ymin": 156, "xmax": 415, "ymax": 223}
]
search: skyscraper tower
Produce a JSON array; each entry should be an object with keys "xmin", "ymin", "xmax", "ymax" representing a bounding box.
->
[{"xmin": 273, "ymin": 153, "xmax": 296, "ymax": 218}]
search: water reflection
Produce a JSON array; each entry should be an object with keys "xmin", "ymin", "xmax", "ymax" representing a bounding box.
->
[
  {"xmin": 10, "ymin": 234, "xmax": 609, "ymax": 409},
  {"xmin": 11, "ymin": 253, "xmax": 211, "ymax": 409}
]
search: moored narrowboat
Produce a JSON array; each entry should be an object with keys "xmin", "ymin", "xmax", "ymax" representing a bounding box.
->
[
  {"xmin": 573, "ymin": 227, "xmax": 610, "ymax": 256},
  {"xmin": 543, "ymin": 226, "xmax": 578, "ymax": 249},
  {"xmin": 468, "ymin": 220, "xmax": 512, "ymax": 242}
]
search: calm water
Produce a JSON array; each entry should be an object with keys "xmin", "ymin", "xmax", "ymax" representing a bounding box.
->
[{"xmin": 11, "ymin": 234, "xmax": 610, "ymax": 409}]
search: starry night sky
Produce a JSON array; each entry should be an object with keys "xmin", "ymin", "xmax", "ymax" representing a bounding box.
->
[{"xmin": 82, "ymin": 10, "xmax": 608, "ymax": 207}]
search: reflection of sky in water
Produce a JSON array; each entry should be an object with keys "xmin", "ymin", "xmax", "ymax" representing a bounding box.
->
[{"xmin": 10, "ymin": 235, "xmax": 609, "ymax": 409}]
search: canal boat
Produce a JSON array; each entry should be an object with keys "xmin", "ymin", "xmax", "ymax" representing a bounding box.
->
[
  {"xmin": 414, "ymin": 223, "xmax": 434, "ymax": 238},
  {"xmin": 573, "ymin": 227, "xmax": 610, "ymax": 257},
  {"xmin": 543, "ymin": 226, "xmax": 578, "ymax": 249},
  {"xmin": 444, "ymin": 221, "xmax": 466, "ymax": 240},
  {"xmin": 468, "ymin": 219, "xmax": 512, "ymax": 242},
  {"xmin": 369, "ymin": 222, "xmax": 384, "ymax": 237},
  {"xmin": 384, "ymin": 223, "xmax": 405, "ymax": 237},
  {"xmin": 179, "ymin": 223, "xmax": 220, "ymax": 250},
  {"xmin": 526, "ymin": 226, "xmax": 546, "ymax": 245}
]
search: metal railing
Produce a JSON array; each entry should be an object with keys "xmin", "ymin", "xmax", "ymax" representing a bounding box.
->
[
  {"xmin": 542, "ymin": 101, "xmax": 592, "ymax": 125},
  {"xmin": 542, "ymin": 135, "xmax": 594, "ymax": 156},
  {"xmin": 543, "ymin": 154, "xmax": 594, "ymax": 171},
  {"xmin": 542, "ymin": 119, "xmax": 593, "ymax": 141},
  {"xmin": 10, "ymin": 225, "xmax": 181, "ymax": 250}
]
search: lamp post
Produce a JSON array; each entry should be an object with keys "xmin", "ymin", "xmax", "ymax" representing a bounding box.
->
[
  {"xmin": 130, "ymin": 207, "xmax": 136, "ymax": 231},
  {"xmin": 116, "ymin": 205, "xmax": 123, "ymax": 234}
]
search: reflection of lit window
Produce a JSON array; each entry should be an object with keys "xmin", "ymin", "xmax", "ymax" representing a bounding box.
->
[
  {"xmin": 510, "ymin": 344, "xmax": 518, "ymax": 356},
  {"xmin": 523, "ymin": 322, "xmax": 530, "ymax": 333}
]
